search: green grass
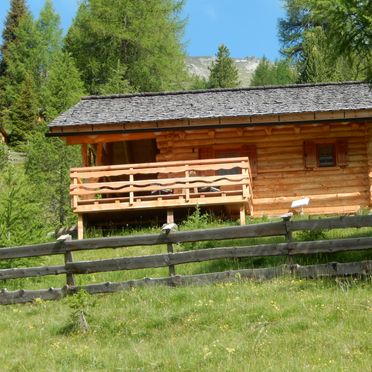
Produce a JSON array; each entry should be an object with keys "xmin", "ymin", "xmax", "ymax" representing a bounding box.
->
[{"xmin": 1, "ymin": 278, "xmax": 371, "ymax": 371}]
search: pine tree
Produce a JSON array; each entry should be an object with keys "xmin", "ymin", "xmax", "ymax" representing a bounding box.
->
[
  {"xmin": 1, "ymin": 11, "xmax": 40, "ymax": 141},
  {"xmin": 298, "ymin": 27, "xmax": 363, "ymax": 83},
  {"xmin": 0, "ymin": 0, "xmax": 28, "ymax": 76},
  {"xmin": 308, "ymin": 0, "xmax": 372, "ymax": 81},
  {"xmin": 279, "ymin": 0, "xmax": 370, "ymax": 82},
  {"xmin": 298, "ymin": 28, "xmax": 329, "ymax": 83},
  {"xmin": 8, "ymin": 72, "xmax": 39, "ymax": 144},
  {"xmin": 250, "ymin": 57, "xmax": 297, "ymax": 86},
  {"xmin": 99, "ymin": 60, "xmax": 132, "ymax": 95},
  {"xmin": 42, "ymin": 51, "xmax": 85, "ymax": 121},
  {"xmin": 35, "ymin": 0, "xmax": 63, "ymax": 88},
  {"xmin": 25, "ymin": 126, "xmax": 82, "ymax": 226},
  {"xmin": 278, "ymin": 0, "xmax": 318, "ymax": 60},
  {"xmin": 208, "ymin": 44, "xmax": 239, "ymax": 89},
  {"xmin": 65, "ymin": 0, "xmax": 187, "ymax": 94},
  {"xmin": 250, "ymin": 57, "xmax": 275, "ymax": 86}
]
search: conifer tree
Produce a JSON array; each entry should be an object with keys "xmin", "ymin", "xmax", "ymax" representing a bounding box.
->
[
  {"xmin": 1, "ymin": 11, "xmax": 40, "ymax": 141},
  {"xmin": 208, "ymin": 44, "xmax": 239, "ymax": 89},
  {"xmin": 42, "ymin": 51, "xmax": 85, "ymax": 121},
  {"xmin": 250, "ymin": 57, "xmax": 297, "ymax": 86},
  {"xmin": 250, "ymin": 57, "xmax": 275, "ymax": 86},
  {"xmin": 279, "ymin": 0, "xmax": 370, "ymax": 82},
  {"xmin": 36, "ymin": 0, "xmax": 63, "ymax": 88},
  {"xmin": 8, "ymin": 72, "xmax": 39, "ymax": 144},
  {"xmin": 65, "ymin": 0, "xmax": 187, "ymax": 94},
  {"xmin": 0, "ymin": 0, "xmax": 28, "ymax": 75},
  {"xmin": 99, "ymin": 61, "xmax": 132, "ymax": 95}
]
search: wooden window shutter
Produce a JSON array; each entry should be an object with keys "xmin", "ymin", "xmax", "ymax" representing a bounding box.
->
[
  {"xmin": 336, "ymin": 139, "xmax": 348, "ymax": 167},
  {"xmin": 304, "ymin": 141, "xmax": 316, "ymax": 168},
  {"xmin": 241, "ymin": 145, "xmax": 257, "ymax": 177}
]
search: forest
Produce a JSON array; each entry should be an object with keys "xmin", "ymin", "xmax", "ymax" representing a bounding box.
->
[{"xmin": 0, "ymin": 0, "xmax": 371, "ymax": 247}]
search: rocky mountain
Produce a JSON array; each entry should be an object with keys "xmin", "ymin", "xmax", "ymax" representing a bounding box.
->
[{"xmin": 185, "ymin": 56, "xmax": 261, "ymax": 87}]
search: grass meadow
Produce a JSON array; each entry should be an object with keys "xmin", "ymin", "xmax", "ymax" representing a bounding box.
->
[{"xmin": 1, "ymin": 278, "xmax": 371, "ymax": 371}]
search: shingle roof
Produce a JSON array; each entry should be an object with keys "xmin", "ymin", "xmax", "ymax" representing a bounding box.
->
[{"xmin": 49, "ymin": 81, "xmax": 372, "ymax": 128}]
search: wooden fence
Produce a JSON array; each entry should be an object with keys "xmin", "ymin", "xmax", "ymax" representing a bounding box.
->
[{"xmin": 1, "ymin": 215, "xmax": 372, "ymax": 305}]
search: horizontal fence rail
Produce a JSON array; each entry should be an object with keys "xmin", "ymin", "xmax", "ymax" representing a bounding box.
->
[{"xmin": 1, "ymin": 215, "xmax": 372, "ymax": 304}]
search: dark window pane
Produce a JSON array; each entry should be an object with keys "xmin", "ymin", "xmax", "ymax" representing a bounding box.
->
[{"xmin": 317, "ymin": 144, "xmax": 335, "ymax": 167}]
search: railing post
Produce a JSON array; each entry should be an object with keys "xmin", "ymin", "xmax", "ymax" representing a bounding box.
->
[
  {"xmin": 129, "ymin": 169, "xmax": 134, "ymax": 205},
  {"xmin": 57, "ymin": 234, "xmax": 75, "ymax": 286},
  {"xmin": 185, "ymin": 166, "xmax": 190, "ymax": 202}
]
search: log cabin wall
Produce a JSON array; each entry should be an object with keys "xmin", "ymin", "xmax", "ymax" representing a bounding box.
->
[{"xmin": 154, "ymin": 121, "xmax": 370, "ymax": 216}]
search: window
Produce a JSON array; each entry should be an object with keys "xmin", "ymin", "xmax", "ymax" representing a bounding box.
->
[
  {"xmin": 317, "ymin": 143, "xmax": 335, "ymax": 167},
  {"xmin": 304, "ymin": 139, "xmax": 347, "ymax": 169}
]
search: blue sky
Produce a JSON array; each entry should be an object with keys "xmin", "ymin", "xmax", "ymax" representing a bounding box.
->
[{"xmin": 0, "ymin": 0, "xmax": 284, "ymax": 60}]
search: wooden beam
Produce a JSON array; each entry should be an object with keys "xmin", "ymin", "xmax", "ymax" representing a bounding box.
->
[
  {"xmin": 66, "ymin": 132, "xmax": 156, "ymax": 145},
  {"xmin": 65, "ymin": 237, "xmax": 372, "ymax": 274},
  {"xmin": 2, "ymin": 260, "xmax": 371, "ymax": 304}
]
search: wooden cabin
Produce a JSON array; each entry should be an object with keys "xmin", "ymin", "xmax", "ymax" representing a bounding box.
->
[{"xmin": 48, "ymin": 82, "xmax": 372, "ymax": 238}]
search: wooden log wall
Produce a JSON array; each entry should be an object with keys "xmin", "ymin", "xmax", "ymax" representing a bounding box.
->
[{"xmin": 154, "ymin": 122, "xmax": 370, "ymax": 216}]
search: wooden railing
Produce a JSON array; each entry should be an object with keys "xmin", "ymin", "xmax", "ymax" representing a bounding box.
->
[
  {"xmin": 1, "ymin": 215, "xmax": 372, "ymax": 305},
  {"xmin": 70, "ymin": 157, "xmax": 254, "ymax": 238}
]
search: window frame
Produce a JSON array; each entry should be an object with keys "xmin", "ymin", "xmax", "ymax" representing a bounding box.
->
[{"xmin": 304, "ymin": 139, "xmax": 348, "ymax": 169}]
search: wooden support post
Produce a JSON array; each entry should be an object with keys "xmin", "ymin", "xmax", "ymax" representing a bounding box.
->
[
  {"xmin": 77, "ymin": 214, "xmax": 84, "ymax": 240},
  {"xmin": 167, "ymin": 243, "xmax": 176, "ymax": 276},
  {"xmin": 167, "ymin": 209, "xmax": 174, "ymax": 224},
  {"xmin": 239, "ymin": 205, "xmax": 246, "ymax": 225},
  {"xmin": 81, "ymin": 144, "xmax": 89, "ymax": 167},
  {"xmin": 96, "ymin": 143, "xmax": 103, "ymax": 166}
]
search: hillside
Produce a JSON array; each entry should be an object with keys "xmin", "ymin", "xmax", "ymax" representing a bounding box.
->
[
  {"xmin": 1, "ymin": 279, "xmax": 371, "ymax": 370},
  {"xmin": 186, "ymin": 56, "xmax": 261, "ymax": 87}
]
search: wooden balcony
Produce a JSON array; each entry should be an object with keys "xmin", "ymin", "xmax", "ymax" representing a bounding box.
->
[{"xmin": 70, "ymin": 157, "xmax": 254, "ymax": 238}]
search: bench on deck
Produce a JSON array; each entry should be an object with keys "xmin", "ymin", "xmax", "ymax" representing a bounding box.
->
[{"xmin": 70, "ymin": 157, "xmax": 254, "ymax": 238}]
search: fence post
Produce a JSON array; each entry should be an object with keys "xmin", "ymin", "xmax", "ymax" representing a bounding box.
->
[
  {"xmin": 281, "ymin": 213, "xmax": 293, "ymax": 264},
  {"xmin": 161, "ymin": 223, "xmax": 178, "ymax": 277},
  {"xmin": 58, "ymin": 234, "xmax": 75, "ymax": 286},
  {"xmin": 167, "ymin": 243, "xmax": 176, "ymax": 276}
]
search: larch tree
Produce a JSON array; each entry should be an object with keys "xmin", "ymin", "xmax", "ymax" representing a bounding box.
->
[
  {"xmin": 36, "ymin": 0, "xmax": 63, "ymax": 93},
  {"xmin": 42, "ymin": 51, "xmax": 85, "ymax": 121},
  {"xmin": 208, "ymin": 44, "xmax": 240, "ymax": 89},
  {"xmin": 308, "ymin": 0, "xmax": 372, "ymax": 81},
  {"xmin": 65, "ymin": 0, "xmax": 187, "ymax": 94},
  {"xmin": 279, "ymin": 0, "xmax": 370, "ymax": 83}
]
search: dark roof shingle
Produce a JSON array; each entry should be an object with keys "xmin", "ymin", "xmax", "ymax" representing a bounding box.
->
[{"xmin": 49, "ymin": 81, "xmax": 372, "ymax": 128}]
